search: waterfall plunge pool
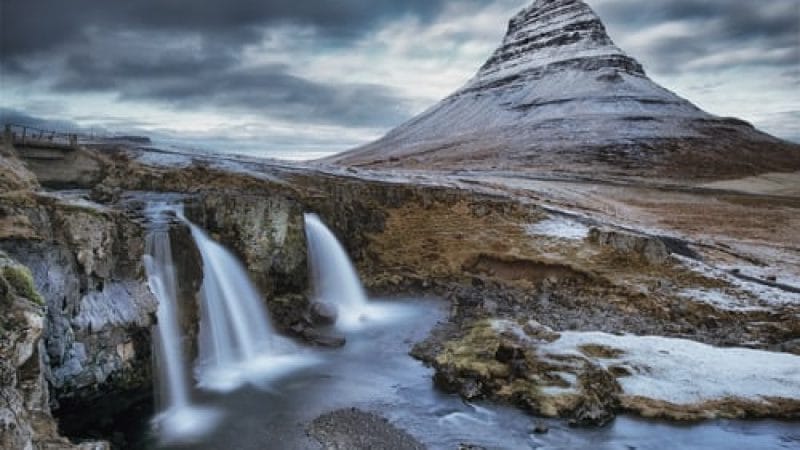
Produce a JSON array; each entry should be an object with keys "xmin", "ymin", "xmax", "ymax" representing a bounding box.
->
[
  {"xmin": 124, "ymin": 201, "xmax": 797, "ymax": 449},
  {"xmin": 132, "ymin": 296, "xmax": 799, "ymax": 450}
]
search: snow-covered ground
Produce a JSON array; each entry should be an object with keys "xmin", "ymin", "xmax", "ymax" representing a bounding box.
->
[
  {"xmin": 526, "ymin": 216, "xmax": 590, "ymax": 240},
  {"xmin": 538, "ymin": 330, "xmax": 800, "ymax": 406},
  {"xmin": 676, "ymin": 255, "xmax": 800, "ymax": 310}
]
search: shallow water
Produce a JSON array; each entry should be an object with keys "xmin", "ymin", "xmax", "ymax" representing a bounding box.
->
[{"xmin": 147, "ymin": 297, "xmax": 799, "ymax": 450}]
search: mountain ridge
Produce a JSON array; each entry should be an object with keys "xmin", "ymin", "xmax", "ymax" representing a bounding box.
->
[{"xmin": 326, "ymin": 0, "xmax": 800, "ymax": 180}]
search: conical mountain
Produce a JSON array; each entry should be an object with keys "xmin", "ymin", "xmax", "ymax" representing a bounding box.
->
[{"xmin": 327, "ymin": 0, "xmax": 800, "ymax": 180}]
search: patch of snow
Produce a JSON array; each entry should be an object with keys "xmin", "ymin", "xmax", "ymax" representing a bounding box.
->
[
  {"xmin": 526, "ymin": 217, "xmax": 589, "ymax": 240},
  {"xmin": 37, "ymin": 190, "xmax": 109, "ymax": 213},
  {"xmin": 678, "ymin": 288, "xmax": 768, "ymax": 312},
  {"xmin": 676, "ymin": 255, "xmax": 800, "ymax": 308},
  {"xmin": 135, "ymin": 149, "xmax": 193, "ymax": 168},
  {"xmin": 540, "ymin": 331, "xmax": 800, "ymax": 405}
]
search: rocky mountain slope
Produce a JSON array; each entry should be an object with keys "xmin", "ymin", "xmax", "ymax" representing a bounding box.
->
[{"xmin": 327, "ymin": 0, "xmax": 800, "ymax": 180}]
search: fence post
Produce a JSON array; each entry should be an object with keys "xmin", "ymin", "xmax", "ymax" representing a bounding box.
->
[{"xmin": 3, "ymin": 124, "xmax": 11, "ymax": 145}]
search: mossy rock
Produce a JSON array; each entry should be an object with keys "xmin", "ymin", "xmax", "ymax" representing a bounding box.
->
[{"xmin": 2, "ymin": 263, "xmax": 44, "ymax": 306}]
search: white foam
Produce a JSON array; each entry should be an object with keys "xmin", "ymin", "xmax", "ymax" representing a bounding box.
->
[
  {"xmin": 152, "ymin": 406, "xmax": 223, "ymax": 445},
  {"xmin": 196, "ymin": 353, "xmax": 320, "ymax": 393}
]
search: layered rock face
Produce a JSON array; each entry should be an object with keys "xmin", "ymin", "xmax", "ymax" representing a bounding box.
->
[
  {"xmin": 0, "ymin": 251, "xmax": 108, "ymax": 450},
  {"xmin": 328, "ymin": 0, "xmax": 800, "ymax": 179},
  {"xmin": 0, "ymin": 140, "xmax": 157, "ymax": 446}
]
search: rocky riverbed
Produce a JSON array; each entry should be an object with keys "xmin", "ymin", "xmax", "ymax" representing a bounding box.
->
[{"xmin": 1, "ymin": 138, "xmax": 799, "ymax": 448}]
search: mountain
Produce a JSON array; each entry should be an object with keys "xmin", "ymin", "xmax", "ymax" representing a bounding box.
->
[{"xmin": 326, "ymin": 0, "xmax": 800, "ymax": 180}]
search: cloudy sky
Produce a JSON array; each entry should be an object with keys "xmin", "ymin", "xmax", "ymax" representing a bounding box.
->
[{"xmin": 2, "ymin": 0, "xmax": 798, "ymax": 158}]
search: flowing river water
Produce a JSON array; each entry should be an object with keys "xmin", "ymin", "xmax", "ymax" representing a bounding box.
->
[
  {"xmin": 122, "ymin": 197, "xmax": 799, "ymax": 450},
  {"xmin": 126, "ymin": 297, "xmax": 799, "ymax": 450}
]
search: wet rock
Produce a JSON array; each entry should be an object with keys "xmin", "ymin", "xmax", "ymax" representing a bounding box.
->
[
  {"xmin": 308, "ymin": 408, "xmax": 425, "ymax": 450},
  {"xmin": 778, "ymin": 338, "xmax": 800, "ymax": 355},
  {"xmin": 523, "ymin": 320, "xmax": 560, "ymax": 342},
  {"xmin": 270, "ymin": 294, "xmax": 312, "ymax": 334},
  {"xmin": 431, "ymin": 320, "xmax": 628, "ymax": 424},
  {"xmin": 310, "ymin": 300, "xmax": 339, "ymax": 326},
  {"xmin": 569, "ymin": 367, "xmax": 621, "ymax": 427},
  {"xmin": 532, "ymin": 421, "xmax": 549, "ymax": 434},
  {"xmin": 302, "ymin": 328, "xmax": 347, "ymax": 348},
  {"xmin": 495, "ymin": 342, "xmax": 524, "ymax": 364}
]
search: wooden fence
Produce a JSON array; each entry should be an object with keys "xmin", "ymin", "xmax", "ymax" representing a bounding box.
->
[{"xmin": 3, "ymin": 123, "xmax": 83, "ymax": 150}]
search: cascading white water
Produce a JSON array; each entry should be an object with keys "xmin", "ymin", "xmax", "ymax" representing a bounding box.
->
[
  {"xmin": 144, "ymin": 203, "xmax": 219, "ymax": 443},
  {"xmin": 303, "ymin": 213, "xmax": 375, "ymax": 330},
  {"xmin": 177, "ymin": 211, "xmax": 317, "ymax": 392}
]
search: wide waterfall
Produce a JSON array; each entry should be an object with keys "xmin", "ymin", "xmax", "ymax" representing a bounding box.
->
[
  {"xmin": 304, "ymin": 213, "xmax": 379, "ymax": 331},
  {"xmin": 177, "ymin": 211, "xmax": 317, "ymax": 392},
  {"xmin": 143, "ymin": 203, "xmax": 219, "ymax": 443}
]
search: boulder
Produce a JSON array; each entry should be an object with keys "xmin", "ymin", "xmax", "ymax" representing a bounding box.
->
[
  {"xmin": 589, "ymin": 228, "xmax": 670, "ymax": 265},
  {"xmin": 310, "ymin": 300, "xmax": 339, "ymax": 326}
]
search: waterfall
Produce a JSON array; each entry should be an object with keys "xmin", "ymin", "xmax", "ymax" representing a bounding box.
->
[
  {"xmin": 303, "ymin": 213, "xmax": 375, "ymax": 330},
  {"xmin": 144, "ymin": 203, "xmax": 219, "ymax": 443},
  {"xmin": 177, "ymin": 211, "xmax": 317, "ymax": 392}
]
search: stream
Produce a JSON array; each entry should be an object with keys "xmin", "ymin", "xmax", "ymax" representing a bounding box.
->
[{"xmin": 128, "ymin": 297, "xmax": 800, "ymax": 450}]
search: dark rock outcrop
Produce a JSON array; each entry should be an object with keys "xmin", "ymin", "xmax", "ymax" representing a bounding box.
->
[{"xmin": 588, "ymin": 228, "xmax": 670, "ymax": 265}]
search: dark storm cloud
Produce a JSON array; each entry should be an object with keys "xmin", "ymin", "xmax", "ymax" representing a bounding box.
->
[
  {"xmin": 1, "ymin": 0, "xmax": 476, "ymax": 129},
  {"xmin": 592, "ymin": 0, "xmax": 800, "ymax": 73},
  {"xmin": 51, "ymin": 50, "xmax": 411, "ymax": 128},
  {"xmin": 1, "ymin": 0, "xmax": 480, "ymax": 62}
]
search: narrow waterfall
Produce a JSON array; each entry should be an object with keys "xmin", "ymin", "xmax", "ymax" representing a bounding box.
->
[
  {"xmin": 144, "ymin": 203, "xmax": 219, "ymax": 443},
  {"xmin": 303, "ymin": 213, "xmax": 373, "ymax": 330},
  {"xmin": 177, "ymin": 211, "xmax": 317, "ymax": 392}
]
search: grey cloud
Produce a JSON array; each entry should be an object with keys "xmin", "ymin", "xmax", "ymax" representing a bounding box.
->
[
  {"xmin": 0, "ymin": 108, "xmax": 81, "ymax": 131},
  {"xmin": 1, "ymin": 0, "xmax": 477, "ymax": 130},
  {"xmin": 591, "ymin": 0, "xmax": 800, "ymax": 74},
  {"xmin": 51, "ymin": 51, "xmax": 412, "ymax": 128},
  {"xmin": 1, "ymin": 0, "xmax": 484, "ymax": 64}
]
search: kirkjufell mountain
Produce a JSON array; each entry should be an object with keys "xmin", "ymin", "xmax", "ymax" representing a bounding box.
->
[{"xmin": 328, "ymin": 0, "xmax": 800, "ymax": 179}]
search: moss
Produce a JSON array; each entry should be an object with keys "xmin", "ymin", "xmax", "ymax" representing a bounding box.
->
[
  {"xmin": 435, "ymin": 320, "xmax": 511, "ymax": 380},
  {"xmin": 3, "ymin": 265, "xmax": 44, "ymax": 306},
  {"xmin": 578, "ymin": 344, "xmax": 625, "ymax": 359}
]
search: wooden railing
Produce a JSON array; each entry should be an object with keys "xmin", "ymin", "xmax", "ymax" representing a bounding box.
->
[{"xmin": 3, "ymin": 123, "xmax": 83, "ymax": 150}]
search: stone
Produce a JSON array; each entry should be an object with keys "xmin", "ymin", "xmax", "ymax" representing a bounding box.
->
[
  {"xmin": 495, "ymin": 342, "xmax": 524, "ymax": 364},
  {"xmin": 523, "ymin": 320, "xmax": 560, "ymax": 342},
  {"xmin": 569, "ymin": 367, "xmax": 621, "ymax": 427},
  {"xmin": 302, "ymin": 328, "xmax": 346, "ymax": 348},
  {"xmin": 588, "ymin": 228, "xmax": 670, "ymax": 265},
  {"xmin": 778, "ymin": 338, "xmax": 800, "ymax": 356},
  {"xmin": 532, "ymin": 421, "xmax": 549, "ymax": 434},
  {"xmin": 308, "ymin": 408, "xmax": 425, "ymax": 450},
  {"xmin": 310, "ymin": 300, "xmax": 338, "ymax": 326}
]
